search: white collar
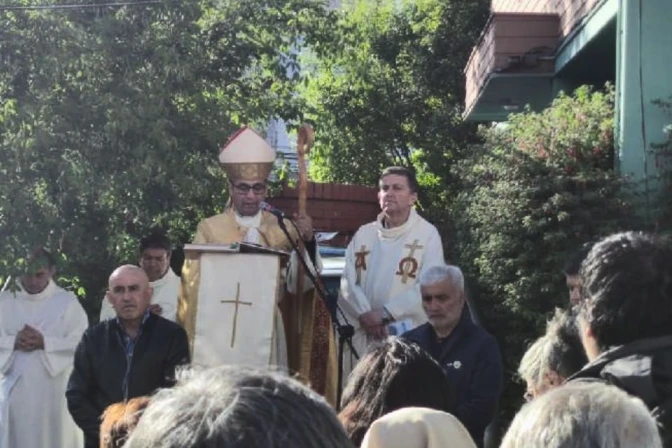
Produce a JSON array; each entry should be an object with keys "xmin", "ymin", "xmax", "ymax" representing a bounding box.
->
[
  {"xmin": 376, "ymin": 208, "xmax": 419, "ymax": 240},
  {"xmin": 150, "ymin": 268, "xmax": 176, "ymax": 287},
  {"xmin": 233, "ymin": 208, "xmax": 262, "ymax": 229},
  {"xmin": 19, "ymin": 279, "xmax": 58, "ymax": 302}
]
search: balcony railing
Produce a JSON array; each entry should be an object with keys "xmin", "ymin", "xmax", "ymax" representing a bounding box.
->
[{"xmin": 464, "ymin": 12, "xmax": 559, "ymax": 118}]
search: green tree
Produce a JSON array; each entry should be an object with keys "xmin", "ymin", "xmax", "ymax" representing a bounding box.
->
[
  {"xmin": 0, "ymin": 0, "xmax": 337, "ymax": 318},
  {"xmin": 300, "ymin": 0, "xmax": 489, "ymax": 200},
  {"xmin": 649, "ymin": 97, "xmax": 672, "ymax": 230},
  {"xmin": 452, "ymin": 85, "xmax": 641, "ymax": 420}
]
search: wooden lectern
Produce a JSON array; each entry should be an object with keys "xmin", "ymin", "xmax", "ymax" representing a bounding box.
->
[{"xmin": 178, "ymin": 243, "xmax": 287, "ymax": 368}]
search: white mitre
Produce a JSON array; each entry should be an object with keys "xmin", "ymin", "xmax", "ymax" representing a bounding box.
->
[{"xmin": 219, "ymin": 127, "xmax": 276, "ymax": 181}]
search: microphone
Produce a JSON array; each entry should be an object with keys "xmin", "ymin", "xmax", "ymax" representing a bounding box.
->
[{"xmin": 260, "ymin": 201, "xmax": 289, "ymax": 219}]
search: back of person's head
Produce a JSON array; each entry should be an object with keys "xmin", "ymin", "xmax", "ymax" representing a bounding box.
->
[
  {"xmin": 580, "ymin": 231, "xmax": 672, "ymax": 351},
  {"xmin": 500, "ymin": 382, "xmax": 662, "ymax": 448},
  {"xmin": 519, "ymin": 309, "xmax": 588, "ymax": 400},
  {"xmin": 100, "ymin": 396, "xmax": 150, "ymax": 448},
  {"xmin": 361, "ymin": 407, "xmax": 476, "ymax": 448},
  {"xmin": 339, "ymin": 338, "xmax": 454, "ymax": 446},
  {"xmin": 123, "ymin": 366, "xmax": 352, "ymax": 448},
  {"xmin": 543, "ymin": 308, "xmax": 587, "ymax": 379}
]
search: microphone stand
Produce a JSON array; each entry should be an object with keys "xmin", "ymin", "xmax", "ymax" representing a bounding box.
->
[{"xmin": 272, "ymin": 213, "xmax": 358, "ymax": 408}]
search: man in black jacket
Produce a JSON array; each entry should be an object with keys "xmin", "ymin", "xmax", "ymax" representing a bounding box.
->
[
  {"xmin": 569, "ymin": 232, "xmax": 672, "ymax": 447},
  {"xmin": 403, "ymin": 264, "xmax": 502, "ymax": 448},
  {"xmin": 66, "ymin": 265, "xmax": 190, "ymax": 448}
]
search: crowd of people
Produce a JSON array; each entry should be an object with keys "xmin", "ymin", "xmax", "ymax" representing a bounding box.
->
[{"xmin": 1, "ymin": 126, "xmax": 672, "ymax": 448}]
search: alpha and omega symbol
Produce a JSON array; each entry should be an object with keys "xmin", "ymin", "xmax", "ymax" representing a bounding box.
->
[
  {"xmin": 396, "ymin": 239, "xmax": 424, "ymax": 284},
  {"xmin": 354, "ymin": 245, "xmax": 370, "ymax": 285}
]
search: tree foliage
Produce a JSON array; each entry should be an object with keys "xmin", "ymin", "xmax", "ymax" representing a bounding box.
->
[
  {"xmin": 301, "ymin": 0, "xmax": 489, "ymax": 200},
  {"xmin": 0, "ymin": 0, "xmax": 337, "ymax": 317},
  {"xmin": 452, "ymin": 85, "xmax": 641, "ymax": 420},
  {"xmin": 649, "ymin": 97, "xmax": 672, "ymax": 230}
]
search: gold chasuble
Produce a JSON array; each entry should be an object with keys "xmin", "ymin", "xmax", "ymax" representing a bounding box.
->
[{"xmin": 179, "ymin": 207, "xmax": 338, "ymax": 406}]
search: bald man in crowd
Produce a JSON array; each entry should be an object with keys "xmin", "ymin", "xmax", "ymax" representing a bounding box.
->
[{"xmin": 66, "ymin": 265, "xmax": 190, "ymax": 448}]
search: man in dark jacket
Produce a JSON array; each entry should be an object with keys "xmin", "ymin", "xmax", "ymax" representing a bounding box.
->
[
  {"xmin": 403, "ymin": 264, "xmax": 502, "ymax": 448},
  {"xmin": 569, "ymin": 231, "xmax": 672, "ymax": 447},
  {"xmin": 66, "ymin": 265, "xmax": 190, "ymax": 448}
]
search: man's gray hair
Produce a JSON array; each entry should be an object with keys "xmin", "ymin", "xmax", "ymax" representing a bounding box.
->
[
  {"xmin": 124, "ymin": 366, "xmax": 353, "ymax": 448},
  {"xmin": 419, "ymin": 264, "xmax": 464, "ymax": 293},
  {"xmin": 500, "ymin": 382, "xmax": 663, "ymax": 448}
]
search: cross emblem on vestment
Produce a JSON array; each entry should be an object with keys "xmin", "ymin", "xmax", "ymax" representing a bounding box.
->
[
  {"xmin": 404, "ymin": 239, "xmax": 424, "ymax": 258},
  {"xmin": 396, "ymin": 239, "xmax": 425, "ymax": 284},
  {"xmin": 220, "ymin": 283, "xmax": 252, "ymax": 348},
  {"xmin": 355, "ymin": 245, "xmax": 370, "ymax": 285}
]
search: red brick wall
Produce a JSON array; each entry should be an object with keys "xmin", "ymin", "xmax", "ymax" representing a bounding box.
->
[{"xmin": 269, "ymin": 182, "xmax": 380, "ymax": 246}]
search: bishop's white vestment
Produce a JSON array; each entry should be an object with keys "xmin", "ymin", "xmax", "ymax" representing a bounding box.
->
[
  {"xmin": 0, "ymin": 280, "xmax": 88, "ymax": 448},
  {"xmin": 338, "ymin": 208, "xmax": 445, "ymax": 374},
  {"xmin": 99, "ymin": 268, "xmax": 180, "ymax": 322}
]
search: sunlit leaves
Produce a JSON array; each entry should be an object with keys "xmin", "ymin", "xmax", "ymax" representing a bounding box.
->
[
  {"xmin": 0, "ymin": 0, "xmax": 335, "ymax": 317},
  {"xmin": 300, "ymin": 0, "xmax": 489, "ymax": 197}
]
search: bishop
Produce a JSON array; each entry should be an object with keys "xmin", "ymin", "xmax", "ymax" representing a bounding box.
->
[{"xmin": 180, "ymin": 127, "xmax": 338, "ymax": 404}]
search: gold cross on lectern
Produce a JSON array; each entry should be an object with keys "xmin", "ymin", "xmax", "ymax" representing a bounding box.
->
[{"xmin": 220, "ymin": 283, "xmax": 252, "ymax": 348}]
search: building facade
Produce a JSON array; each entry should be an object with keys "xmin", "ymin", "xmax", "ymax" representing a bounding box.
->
[{"xmin": 464, "ymin": 0, "xmax": 672, "ymax": 188}]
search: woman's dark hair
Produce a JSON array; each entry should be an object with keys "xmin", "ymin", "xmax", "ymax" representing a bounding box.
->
[{"xmin": 338, "ymin": 338, "xmax": 455, "ymax": 446}]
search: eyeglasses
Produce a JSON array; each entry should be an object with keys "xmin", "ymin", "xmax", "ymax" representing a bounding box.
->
[{"xmin": 232, "ymin": 183, "xmax": 266, "ymax": 195}]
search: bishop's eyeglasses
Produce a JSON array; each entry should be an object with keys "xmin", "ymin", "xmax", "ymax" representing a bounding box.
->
[{"xmin": 232, "ymin": 182, "xmax": 267, "ymax": 195}]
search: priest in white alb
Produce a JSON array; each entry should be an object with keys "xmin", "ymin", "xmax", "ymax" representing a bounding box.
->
[
  {"xmin": 99, "ymin": 232, "xmax": 180, "ymax": 322},
  {"xmin": 180, "ymin": 126, "xmax": 338, "ymax": 404},
  {"xmin": 338, "ymin": 166, "xmax": 445, "ymax": 375},
  {"xmin": 0, "ymin": 249, "xmax": 88, "ymax": 448}
]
